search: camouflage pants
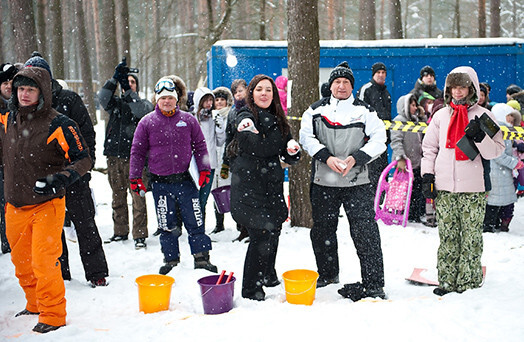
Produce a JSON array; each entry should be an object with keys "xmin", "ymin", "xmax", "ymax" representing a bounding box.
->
[{"xmin": 435, "ymin": 191, "xmax": 486, "ymax": 292}]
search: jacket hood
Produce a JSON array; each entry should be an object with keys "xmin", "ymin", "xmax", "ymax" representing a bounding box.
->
[
  {"xmin": 396, "ymin": 93, "xmax": 424, "ymax": 121},
  {"xmin": 492, "ymin": 103, "xmax": 522, "ymax": 127},
  {"xmin": 443, "ymin": 66, "xmax": 480, "ymax": 106},
  {"xmin": 10, "ymin": 66, "xmax": 52, "ymax": 113},
  {"xmin": 193, "ymin": 87, "xmax": 214, "ymax": 111},
  {"xmin": 275, "ymin": 76, "xmax": 288, "ymax": 90},
  {"xmin": 212, "ymin": 86, "xmax": 233, "ymax": 107}
]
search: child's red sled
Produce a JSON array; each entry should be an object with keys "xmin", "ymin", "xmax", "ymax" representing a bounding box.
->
[{"xmin": 374, "ymin": 159, "xmax": 414, "ymax": 227}]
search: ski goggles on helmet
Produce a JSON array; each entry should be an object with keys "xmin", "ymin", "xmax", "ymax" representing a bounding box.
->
[{"xmin": 154, "ymin": 79, "xmax": 176, "ymax": 94}]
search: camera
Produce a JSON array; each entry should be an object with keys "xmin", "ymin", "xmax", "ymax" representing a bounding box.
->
[{"xmin": 121, "ymin": 57, "xmax": 139, "ymax": 74}]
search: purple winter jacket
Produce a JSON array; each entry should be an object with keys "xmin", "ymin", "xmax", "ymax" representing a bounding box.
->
[{"xmin": 129, "ymin": 105, "xmax": 210, "ymax": 179}]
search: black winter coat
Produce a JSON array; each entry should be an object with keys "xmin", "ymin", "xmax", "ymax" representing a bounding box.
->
[
  {"xmin": 357, "ymin": 79, "xmax": 391, "ymax": 121},
  {"xmin": 230, "ymin": 107, "xmax": 300, "ymax": 231},
  {"xmin": 98, "ymin": 79, "xmax": 153, "ymax": 159}
]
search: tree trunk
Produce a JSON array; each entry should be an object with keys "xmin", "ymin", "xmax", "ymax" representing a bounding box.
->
[
  {"xmin": 327, "ymin": 0, "xmax": 335, "ymax": 39},
  {"xmin": 389, "ymin": 0, "xmax": 403, "ymax": 39},
  {"xmin": 454, "ymin": 0, "xmax": 461, "ymax": 38},
  {"xmin": 259, "ymin": 0, "xmax": 266, "ymax": 40},
  {"xmin": 9, "ymin": 0, "xmax": 38, "ymax": 62},
  {"xmin": 99, "ymin": 0, "xmax": 119, "ymax": 123},
  {"xmin": 116, "ymin": 0, "xmax": 131, "ymax": 63},
  {"xmin": 89, "ymin": 0, "xmax": 101, "ymax": 82},
  {"xmin": 478, "ymin": 0, "xmax": 486, "ymax": 37},
  {"xmin": 287, "ymin": 0, "xmax": 319, "ymax": 228},
  {"xmin": 36, "ymin": 0, "xmax": 47, "ymax": 58},
  {"xmin": 428, "ymin": 0, "xmax": 432, "ymax": 37},
  {"xmin": 490, "ymin": 0, "xmax": 501, "ymax": 37},
  {"xmin": 359, "ymin": 0, "xmax": 376, "ymax": 40},
  {"xmin": 50, "ymin": 0, "xmax": 64, "ymax": 79},
  {"xmin": 75, "ymin": 0, "xmax": 97, "ymax": 125}
]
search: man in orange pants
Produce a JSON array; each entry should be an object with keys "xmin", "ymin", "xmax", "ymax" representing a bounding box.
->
[{"xmin": 0, "ymin": 67, "xmax": 91, "ymax": 333}]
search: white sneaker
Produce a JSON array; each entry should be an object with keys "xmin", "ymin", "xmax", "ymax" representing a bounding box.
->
[{"xmin": 64, "ymin": 225, "xmax": 78, "ymax": 243}]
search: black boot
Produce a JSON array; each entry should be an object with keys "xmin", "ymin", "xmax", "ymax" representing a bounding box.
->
[
  {"xmin": 233, "ymin": 225, "xmax": 249, "ymax": 242},
  {"xmin": 211, "ymin": 210, "xmax": 225, "ymax": 234},
  {"xmin": 159, "ymin": 260, "xmax": 179, "ymax": 275},
  {"xmin": 193, "ymin": 251, "xmax": 218, "ymax": 273}
]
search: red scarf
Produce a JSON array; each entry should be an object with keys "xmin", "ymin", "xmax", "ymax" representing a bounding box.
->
[{"xmin": 446, "ymin": 101, "xmax": 469, "ymax": 161}]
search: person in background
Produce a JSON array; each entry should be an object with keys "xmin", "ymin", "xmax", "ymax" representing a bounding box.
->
[
  {"xmin": 220, "ymin": 78, "xmax": 250, "ymax": 242},
  {"xmin": 320, "ymin": 82, "xmax": 331, "ymax": 98},
  {"xmin": 478, "ymin": 82, "xmax": 492, "ymax": 110},
  {"xmin": 192, "ymin": 87, "xmax": 225, "ymax": 223},
  {"xmin": 483, "ymin": 103, "xmax": 522, "ymax": 233},
  {"xmin": 275, "ymin": 75, "xmax": 288, "ymax": 115},
  {"xmin": 390, "ymin": 94, "xmax": 427, "ymax": 223},
  {"xmin": 24, "ymin": 53, "xmax": 108, "ymax": 286},
  {"xmin": 411, "ymin": 65, "xmax": 443, "ymax": 100},
  {"xmin": 1, "ymin": 67, "xmax": 91, "ymax": 333},
  {"xmin": 211, "ymin": 86, "xmax": 233, "ymax": 234},
  {"xmin": 0, "ymin": 63, "xmax": 18, "ymax": 254},
  {"xmin": 231, "ymin": 74, "xmax": 300, "ymax": 301},
  {"xmin": 130, "ymin": 77, "xmax": 217, "ymax": 275},
  {"xmin": 421, "ymin": 66, "xmax": 504, "ymax": 296},
  {"xmin": 300, "ymin": 62, "xmax": 387, "ymax": 301},
  {"xmin": 98, "ymin": 58, "xmax": 153, "ymax": 249},
  {"xmin": 506, "ymin": 84, "xmax": 522, "ymax": 102},
  {"xmin": 357, "ymin": 62, "xmax": 392, "ymax": 188},
  {"xmin": 418, "ymin": 91, "xmax": 436, "ymax": 117}
]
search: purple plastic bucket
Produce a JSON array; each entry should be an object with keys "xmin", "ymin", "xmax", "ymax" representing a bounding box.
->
[
  {"xmin": 211, "ymin": 185, "xmax": 231, "ymax": 214},
  {"xmin": 197, "ymin": 274, "xmax": 236, "ymax": 314}
]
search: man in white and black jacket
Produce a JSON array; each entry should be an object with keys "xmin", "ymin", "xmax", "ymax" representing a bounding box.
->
[{"xmin": 299, "ymin": 61, "xmax": 387, "ymax": 301}]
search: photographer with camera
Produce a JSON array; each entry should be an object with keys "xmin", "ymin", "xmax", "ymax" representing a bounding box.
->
[{"xmin": 98, "ymin": 57, "xmax": 153, "ymax": 250}]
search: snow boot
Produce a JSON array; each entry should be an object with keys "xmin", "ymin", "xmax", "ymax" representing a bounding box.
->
[
  {"xmin": 104, "ymin": 234, "xmax": 128, "ymax": 243},
  {"xmin": 15, "ymin": 309, "xmax": 39, "ymax": 317},
  {"xmin": 232, "ymin": 226, "xmax": 249, "ymax": 242},
  {"xmin": 433, "ymin": 287, "xmax": 451, "ymax": 296},
  {"xmin": 32, "ymin": 322, "xmax": 64, "ymax": 334},
  {"xmin": 134, "ymin": 238, "xmax": 147, "ymax": 249},
  {"xmin": 317, "ymin": 275, "xmax": 339, "ymax": 288},
  {"xmin": 500, "ymin": 217, "xmax": 511, "ymax": 232},
  {"xmin": 193, "ymin": 251, "xmax": 218, "ymax": 273},
  {"xmin": 90, "ymin": 278, "xmax": 108, "ymax": 288},
  {"xmin": 159, "ymin": 260, "xmax": 179, "ymax": 275},
  {"xmin": 211, "ymin": 211, "xmax": 225, "ymax": 234},
  {"xmin": 338, "ymin": 282, "xmax": 366, "ymax": 301}
]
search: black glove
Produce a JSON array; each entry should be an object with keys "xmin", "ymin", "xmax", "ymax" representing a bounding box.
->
[
  {"xmin": 464, "ymin": 117, "xmax": 486, "ymax": 143},
  {"xmin": 421, "ymin": 174, "xmax": 437, "ymax": 200},
  {"xmin": 113, "ymin": 61, "xmax": 130, "ymax": 91},
  {"xmin": 33, "ymin": 173, "xmax": 69, "ymax": 195}
]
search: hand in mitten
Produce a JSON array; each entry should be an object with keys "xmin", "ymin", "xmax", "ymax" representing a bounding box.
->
[
  {"xmin": 199, "ymin": 170, "xmax": 211, "ymax": 188},
  {"xmin": 238, "ymin": 118, "xmax": 259, "ymax": 134},
  {"xmin": 286, "ymin": 139, "xmax": 300, "ymax": 156},
  {"xmin": 464, "ymin": 117, "xmax": 486, "ymax": 142},
  {"xmin": 421, "ymin": 174, "xmax": 437, "ymax": 199},
  {"xmin": 220, "ymin": 164, "xmax": 229, "ymax": 179},
  {"xmin": 33, "ymin": 174, "xmax": 69, "ymax": 195},
  {"xmin": 130, "ymin": 178, "xmax": 146, "ymax": 197},
  {"xmin": 113, "ymin": 61, "xmax": 130, "ymax": 91}
]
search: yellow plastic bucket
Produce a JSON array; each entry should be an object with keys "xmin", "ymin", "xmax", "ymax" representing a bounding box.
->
[
  {"xmin": 282, "ymin": 269, "xmax": 319, "ymax": 305},
  {"xmin": 136, "ymin": 274, "xmax": 175, "ymax": 313}
]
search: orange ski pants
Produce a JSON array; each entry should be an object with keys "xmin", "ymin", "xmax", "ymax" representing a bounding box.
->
[{"xmin": 6, "ymin": 197, "xmax": 67, "ymax": 327}]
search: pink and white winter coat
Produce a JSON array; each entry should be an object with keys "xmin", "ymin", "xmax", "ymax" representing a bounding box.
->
[{"xmin": 421, "ymin": 66, "xmax": 505, "ymax": 193}]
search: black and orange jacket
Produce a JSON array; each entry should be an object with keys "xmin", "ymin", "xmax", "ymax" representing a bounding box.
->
[{"xmin": 0, "ymin": 67, "xmax": 91, "ymax": 207}]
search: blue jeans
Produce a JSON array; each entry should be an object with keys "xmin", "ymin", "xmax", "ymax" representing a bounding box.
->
[{"xmin": 152, "ymin": 180, "xmax": 212, "ymax": 262}]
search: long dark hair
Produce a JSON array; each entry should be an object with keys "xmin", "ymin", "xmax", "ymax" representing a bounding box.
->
[{"xmin": 246, "ymin": 74, "xmax": 290, "ymax": 138}]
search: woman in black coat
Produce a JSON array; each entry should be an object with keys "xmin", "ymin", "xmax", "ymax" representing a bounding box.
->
[{"xmin": 230, "ymin": 74, "xmax": 301, "ymax": 301}]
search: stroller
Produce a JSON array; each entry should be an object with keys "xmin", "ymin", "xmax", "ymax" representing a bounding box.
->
[{"xmin": 374, "ymin": 159, "xmax": 414, "ymax": 227}]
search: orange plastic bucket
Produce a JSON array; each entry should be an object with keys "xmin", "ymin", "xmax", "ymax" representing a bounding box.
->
[
  {"xmin": 136, "ymin": 274, "xmax": 175, "ymax": 313},
  {"xmin": 282, "ymin": 269, "xmax": 319, "ymax": 305}
]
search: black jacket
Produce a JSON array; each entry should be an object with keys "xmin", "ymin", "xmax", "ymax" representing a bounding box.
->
[
  {"xmin": 52, "ymin": 79, "xmax": 96, "ymax": 166},
  {"xmin": 230, "ymin": 107, "xmax": 300, "ymax": 231},
  {"xmin": 357, "ymin": 79, "xmax": 392, "ymax": 121},
  {"xmin": 98, "ymin": 78, "xmax": 153, "ymax": 159}
]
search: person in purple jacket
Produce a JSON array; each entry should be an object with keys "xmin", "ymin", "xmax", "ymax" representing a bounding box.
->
[{"xmin": 129, "ymin": 77, "xmax": 217, "ymax": 275}]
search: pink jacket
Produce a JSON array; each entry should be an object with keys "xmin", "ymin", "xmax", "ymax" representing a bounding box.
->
[
  {"xmin": 421, "ymin": 66, "xmax": 505, "ymax": 193},
  {"xmin": 275, "ymin": 76, "xmax": 288, "ymax": 115}
]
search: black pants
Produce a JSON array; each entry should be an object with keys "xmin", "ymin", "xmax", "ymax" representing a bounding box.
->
[
  {"xmin": 0, "ymin": 168, "xmax": 9, "ymax": 254},
  {"xmin": 59, "ymin": 174, "xmax": 109, "ymax": 282},
  {"xmin": 409, "ymin": 168, "xmax": 425, "ymax": 221},
  {"xmin": 310, "ymin": 183, "xmax": 384, "ymax": 289},
  {"xmin": 242, "ymin": 228, "xmax": 280, "ymax": 297}
]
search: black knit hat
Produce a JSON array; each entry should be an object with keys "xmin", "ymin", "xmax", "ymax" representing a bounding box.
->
[
  {"xmin": 24, "ymin": 51, "xmax": 52, "ymax": 79},
  {"xmin": 0, "ymin": 63, "xmax": 18, "ymax": 84},
  {"xmin": 420, "ymin": 65, "xmax": 435, "ymax": 79},
  {"xmin": 506, "ymin": 84, "xmax": 522, "ymax": 96},
  {"xmin": 372, "ymin": 62, "xmax": 386, "ymax": 76},
  {"xmin": 328, "ymin": 61, "xmax": 355, "ymax": 88},
  {"xmin": 128, "ymin": 73, "xmax": 139, "ymax": 92}
]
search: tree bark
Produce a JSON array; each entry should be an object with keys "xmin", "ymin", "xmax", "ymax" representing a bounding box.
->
[
  {"xmin": 75, "ymin": 0, "xmax": 97, "ymax": 125},
  {"xmin": 99, "ymin": 0, "xmax": 119, "ymax": 123},
  {"xmin": 259, "ymin": 0, "xmax": 266, "ymax": 40},
  {"xmin": 50, "ymin": 0, "xmax": 64, "ymax": 79},
  {"xmin": 359, "ymin": 0, "xmax": 376, "ymax": 40},
  {"xmin": 490, "ymin": 0, "xmax": 501, "ymax": 37},
  {"xmin": 454, "ymin": 0, "xmax": 461, "ymax": 38},
  {"xmin": 478, "ymin": 0, "xmax": 486, "ymax": 37},
  {"xmin": 116, "ymin": 0, "xmax": 131, "ymax": 64},
  {"xmin": 287, "ymin": 0, "xmax": 319, "ymax": 228},
  {"xmin": 36, "ymin": 0, "xmax": 48, "ymax": 58},
  {"xmin": 389, "ymin": 0, "xmax": 403, "ymax": 39},
  {"xmin": 9, "ymin": 0, "xmax": 38, "ymax": 62}
]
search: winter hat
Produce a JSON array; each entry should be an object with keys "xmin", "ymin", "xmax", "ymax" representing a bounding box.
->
[
  {"xmin": 492, "ymin": 103, "xmax": 521, "ymax": 126},
  {"xmin": 13, "ymin": 75, "xmax": 39, "ymax": 89},
  {"xmin": 420, "ymin": 65, "xmax": 435, "ymax": 79},
  {"xmin": 275, "ymin": 75, "xmax": 288, "ymax": 90},
  {"xmin": 328, "ymin": 61, "xmax": 354, "ymax": 88},
  {"xmin": 418, "ymin": 91, "xmax": 435, "ymax": 105},
  {"xmin": 193, "ymin": 87, "xmax": 214, "ymax": 110},
  {"xmin": 479, "ymin": 83, "xmax": 488, "ymax": 96},
  {"xmin": 372, "ymin": 62, "xmax": 386, "ymax": 76},
  {"xmin": 507, "ymin": 99, "xmax": 521, "ymax": 112},
  {"xmin": 154, "ymin": 78, "xmax": 178, "ymax": 102},
  {"xmin": 24, "ymin": 51, "xmax": 52, "ymax": 79},
  {"xmin": 128, "ymin": 74, "xmax": 139, "ymax": 92},
  {"xmin": 0, "ymin": 63, "xmax": 18, "ymax": 83},
  {"xmin": 506, "ymin": 84, "xmax": 522, "ymax": 96},
  {"xmin": 213, "ymin": 89, "xmax": 228, "ymax": 100}
]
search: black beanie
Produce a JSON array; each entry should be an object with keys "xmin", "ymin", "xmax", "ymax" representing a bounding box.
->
[
  {"xmin": 13, "ymin": 75, "xmax": 39, "ymax": 89},
  {"xmin": 506, "ymin": 84, "xmax": 522, "ymax": 96},
  {"xmin": 0, "ymin": 63, "xmax": 18, "ymax": 84},
  {"xmin": 24, "ymin": 52, "xmax": 53, "ymax": 79},
  {"xmin": 420, "ymin": 65, "xmax": 435, "ymax": 79},
  {"xmin": 372, "ymin": 62, "xmax": 386, "ymax": 76},
  {"xmin": 128, "ymin": 73, "xmax": 139, "ymax": 92},
  {"xmin": 328, "ymin": 61, "xmax": 355, "ymax": 88}
]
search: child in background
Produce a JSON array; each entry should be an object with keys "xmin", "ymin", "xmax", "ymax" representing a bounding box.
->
[{"xmin": 275, "ymin": 75, "xmax": 288, "ymax": 115}]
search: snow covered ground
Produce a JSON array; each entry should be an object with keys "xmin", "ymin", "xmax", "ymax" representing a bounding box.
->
[{"xmin": 1, "ymin": 120, "xmax": 524, "ymax": 341}]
